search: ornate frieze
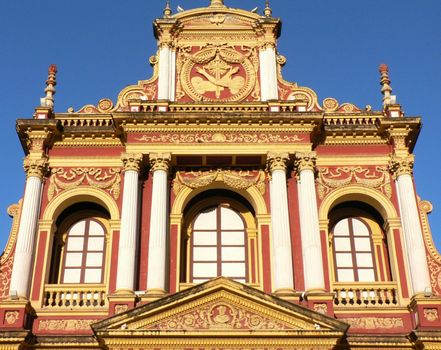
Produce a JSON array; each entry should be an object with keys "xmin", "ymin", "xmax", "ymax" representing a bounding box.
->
[
  {"xmin": 48, "ymin": 168, "xmax": 121, "ymax": 201},
  {"xmin": 389, "ymin": 155, "xmax": 414, "ymax": 178},
  {"xmin": 317, "ymin": 166, "xmax": 392, "ymax": 199},
  {"xmin": 0, "ymin": 255, "xmax": 13, "ymax": 299},
  {"xmin": 340, "ymin": 317, "xmax": 404, "ymax": 329},
  {"xmin": 294, "ymin": 152, "xmax": 317, "ymax": 172},
  {"xmin": 266, "ymin": 152, "xmax": 289, "ymax": 172},
  {"xmin": 23, "ymin": 156, "xmax": 49, "ymax": 179},
  {"xmin": 150, "ymin": 153, "xmax": 171, "ymax": 173},
  {"xmin": 173, "ymin": 169, "xmax": 265, "ymax": 195},
  {"xmin": 38, "ymin": 319, "xmax": 95, "ymax": 331},
  {"xmin": 424, "ymin": 308, "xmax": 439, "ymax": 322},
  {"xmin": 121, "ymin": 153, "xmax": 143, "ymax": 172},
  {"xmin": 4, "ymin": 311, "xmax": 19, "ymax": 325}
]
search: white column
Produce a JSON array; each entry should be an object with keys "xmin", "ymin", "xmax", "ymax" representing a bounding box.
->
[
  {"xmin": 146, "ymin": 153, "xmax": 171, "ymax": 294},
  {"xmin": 259, "ymin": 45, "xmax": 278, "ymax": 101},
  {"xmin": 158, "ymin": 45, "xmax": 176, "ymax": 101},
  {"xmin": 295, "ymin": 152, "xmax": 325, "ymax": 292},
  {"xmin": 10, "ymin": 157, "xmax": 47, "ymax": 299},
  {"xmin": 115, "ymin": 153, "xmax": 143, "ymax": 293},
  {"xmin": 391, "ymin": 156, "xmax": 431, "ymax": 296},
  {"xmin": 267, "ymin": 153, "xmax": 294, "ymax": 292}
]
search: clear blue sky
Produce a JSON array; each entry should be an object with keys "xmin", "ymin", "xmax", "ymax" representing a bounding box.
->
[{"xmin": 0, "ymin": 0, "xmax": 440, "ymax": 251}]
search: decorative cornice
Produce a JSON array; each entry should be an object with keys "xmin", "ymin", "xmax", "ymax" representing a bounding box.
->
[
  {"xmin": 121, "ymin": 153, "xmax": 143, "ymax": 172},
  {"xmin": 294, "ymin": 152, "xmax": 317, "ymax": 172},
  {"xmin": 389, "ymin": 154, "xmax": 414, "ymax": 179},
  {"xmin": 266, "ymin": 152, "xmax": 289, "ymax": 172},
  {"xmin": 23, "ymin": 156, "xmax": 49, "ymax": 179},
  {"xmin": 150, "ymin": 153, "xmax": 172, "ymax": 173}
]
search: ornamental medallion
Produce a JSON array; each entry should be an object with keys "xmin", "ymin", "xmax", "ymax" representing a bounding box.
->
[{"xmin": 180, "ymin": 46, "xmax": 256, "ymax": 102}]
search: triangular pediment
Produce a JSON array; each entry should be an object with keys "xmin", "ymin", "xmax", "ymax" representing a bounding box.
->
[{"xmin": 93, "ymin": 278, "xmax": 347, "ymax": 337}]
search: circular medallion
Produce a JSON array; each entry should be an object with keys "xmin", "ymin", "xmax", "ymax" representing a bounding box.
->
[{"xmin": 181, "ymin": 47, "xmax": 256, "ymax": 102}]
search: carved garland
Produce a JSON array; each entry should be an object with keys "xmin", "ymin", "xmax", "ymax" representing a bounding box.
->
[
  {"xmin": 173, "ymin": 169, "xmax": 265, "ymax": 196},
  {"xmin": 48, "ymin": 168, "xmax": 121, "ymax": 201},
  {"xmin": 317, "ymin": 166, "xmax": 392, "ymax": 200}
]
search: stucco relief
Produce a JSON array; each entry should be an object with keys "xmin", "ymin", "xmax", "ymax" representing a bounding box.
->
[
  {"xmin": 340, "ymin": 317, "xmax": 403, "ymax": 329},
  {"xmin": 38, "ymin": 319, "xmax": 95, "ymax": 331}
]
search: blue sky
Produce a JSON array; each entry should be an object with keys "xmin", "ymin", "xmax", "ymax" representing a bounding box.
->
[{"xmin": 0, "ymin": 0, "xmax": 440, "ymax": 251}]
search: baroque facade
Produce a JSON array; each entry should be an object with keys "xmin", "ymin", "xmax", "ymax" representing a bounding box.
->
[{"xmin": 1, "ymin": 0, "xmax": 441, "ymax": 349}]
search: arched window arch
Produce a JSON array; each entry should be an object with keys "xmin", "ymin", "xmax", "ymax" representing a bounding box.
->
[
  {"xmin": 329, "ymin": 202, "xmax": 392, "ymax": 283},
  {"xmin": 49, "ymin": 203, "xmax": 110, "ymax": 285}
]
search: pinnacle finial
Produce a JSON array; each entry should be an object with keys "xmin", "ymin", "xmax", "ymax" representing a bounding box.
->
[
  {"xmin": 41, "ymin": 64, "xmax": 57, "ymax": 109},
  {"xmin": 210, "ymin": 0, "xmax": 225, "ymax": 8},
  {"xmin": 163, "ymin": 1, "xmax": 172, "ymax": 17},
  {"xmin": 379, "ymin": 63, "xmax": 393, "ymax": 107},
  {"xmin": 264, "ymin": 0, "xmax": 272, "ymax": 17}
]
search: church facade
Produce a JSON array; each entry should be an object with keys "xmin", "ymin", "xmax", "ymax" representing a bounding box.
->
[{"xmin": 1, "ymin": 1, "xmax": 441, "ymax": 349}]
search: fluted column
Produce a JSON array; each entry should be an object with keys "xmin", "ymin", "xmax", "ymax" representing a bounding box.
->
[
  {"xmin": 146, "ymin": 153, "xmax": 171, "ymax": 294},
  {"xmin": 115, "ymin": 153, "xmax": 143, "ymax": 293},
  {"xmin": 158, "ymin": 44, "xmax": 176, "ymax": 101},
  {"xmin": 390, "ymin": 155, "xmax": 431, "ymax": 296},
  {"xmin": 10, "ymin": 157, "xmax": 48, "ymax": 299},
  {"xmin": 294, "ymin": 152, "xmax": 325, "ymax": 292},
  {"xmin": 259, "ymin": 44, "xmax": 278, "ymax": 101},
  {"xmin": 267, "ymin": 153, "xmax": 294, "ymax": 293}
]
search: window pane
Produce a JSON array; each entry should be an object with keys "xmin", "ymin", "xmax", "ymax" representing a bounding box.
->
[
  {"xmin": 337, "ymin": 269, "xmax": 354, "ymax": 282},
  {"xmin": 220, "ymin": 207, "xmax": 244, "ymax": 230},
  {"xmin": 336, "ymin": 253, "xmax": 353, "ymax": 267},
  {"xmin": 193, "ymin": 247, "xmax": 217, "ymax": 261},
  {"xmin": 333, "ymin": 219, "xmax": 350, "ymax": 236},
  {"xmin": 354, "ymin": 237, "xmax": 371, "ymax": 251},
  {"xmin": 84, "ymin": 269, "xmax": 102, "ymax": 283},
  {"xmin": 334, "ymin": 237, "xmax": 351, "ymax": 251},
  {"xmin": 194, "ymin": 208, "xmax": 217, "ymax": 230},
  {"xmin": 356, "ymin": 253, "xmax": 374, "ymax": 267},
  {"xmin": 89, "ymin": 220, "xmax": 105, "ymax": 236},
  {"xmin": 65, "ymin": 253, "xmax": 83, "ymax": 267},
  {"xmin": 193, "ymin": 263, "xmax": 217, "ymax": 277},
  {"xmin": 222, "ymin": 262, "xmax": 245, "ymax": 277},
  {"xmin": 222, "ymin": 247, "xmax": 245, "ymax": 261},
  {"xmin": 67, "ymin": 237, "xmax": 84, "ymax": 251},
  {"xmin": 358, "ymin": 269, "xmax": 376, "ymax": 282},
  {"xmin": 221, "ymin": 231, "xmax": 244, "ymax": 245},
  {"xmin": 88, "ymin": 237, "xmax": 104, "ymax": 251},
  {"xmin": 63, "ymin": 268, "xmax": 81, "ymax": 283},
  {"xmin": 86, "ymin": 253, "xmax": 103, "ymax": 267},
  {"xmin": 352, "ymin": 218, "xmax": 369, "ymax": 236},
  {"xmin": 193, "ymin": 231, "xmax": 217, "ymax": 245},
  {"xmin": 69, "ymin": 220, "xmax": 86, "ymax": 236}
]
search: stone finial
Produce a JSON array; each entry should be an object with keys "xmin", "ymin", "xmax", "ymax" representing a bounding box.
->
[
  {"xmin": 42, "ymin": 64, "xmax": 57, "ymax": 109},
  {"xmin": 210, "ymin": 0, "xmax": 225, "ymax": 8},
  {"xmin": 379, "ymin": 63, "xmax": 393, "ymax": 108},
  {"xmin": 163, "ymin": 1, "xmax": 172, "ymax": 17},
  {"xmin": 264, "ymin": 0, "xmax": 272, "ymax": 17}
]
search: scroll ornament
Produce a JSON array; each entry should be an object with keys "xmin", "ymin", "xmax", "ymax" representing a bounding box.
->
[
  {"xmin": 48, "ymin": 168, "xmax": 121, "ymax": 201},
  {"xmin": 317, "ymin": 166, "xmax": 392, "ymax": 199},
  {"xmin": 173, "ymin": 169, "xmax": 265, "ymax": 195}
]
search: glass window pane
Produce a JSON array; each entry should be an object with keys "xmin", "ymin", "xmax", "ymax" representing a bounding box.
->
[
  {"xmin": 354, "ymin": 237, "xmax": 371, "ymax": 251},
  {"xmin": 334, "ymin": 237, "xmax": 351, "ymax": 251},
  {"xmin": 336, "ymin": 253, "xmax": 353, "ymax": 267},
  {"xmin": 337, "ymin": 269, "xmax": 354, "ymax": 282},
  {"xmin": 67, "ymin": 237, "xmax": 84, "ymax": 251},
  {"xmin": 193, "ymin": 263, "xmax": 217, "ymax": 277},
  {"xmin": 84, "ymin": 269, "xmax": 102, "ymax": 283},
  {"xmin": 356, "ymin": 253, "xmax": 374, "ymax": 267},
  {"xmin": 222, "ymin": 262, "xmax": 245, "ymax": 277},
  {"xmin": 69, "ymin": 220, "xmax": 86, "ymax": 236},
  {"xmin": 358, "ymin": 269, "xmax": 376, "ymax": 282},
  {"xmin": 221, "ymin": 231, "xmax": 244, "ymax": 245},
  {"xmin": 220, "ymin": 207, "xmax": 244, "ymax": 230},
  {"xmin": 221, "ymin": 247, "xmax": 245, "ymax": 261},
  {"xmin": 89, "ymin": 220, "xmax": 105, "ymax": 236},
  {"xmin": 65, "ymin": 253, "xmax": 83, "ymax": 267},
  {"xmin": 352, "ymin": 218, "xmax": 369, "ymax": 236},
  {"xmin": 88, "ymin": 237, "xmax": 104, "ymax": 251},
  {"xmin": 86, "ymin": 253, "xmax": 103, "ymax": 267},
  {"xmin": 193, "ymin": 231, "xmax": 217, "ymax": 245},
  {"xmin": 333, "ymin": 219, "xmax": 350, "ymax": 236},
  {"xmin": 194, "ymin": 208, "xmax": 217, "ymax": 230},
  {"xmin": 63, "ymin": 268, "xmax": 81, "ymax": 283},
  {"xmin": 193, "ymin": 247, "xmax": 217, "ymax": 261}
]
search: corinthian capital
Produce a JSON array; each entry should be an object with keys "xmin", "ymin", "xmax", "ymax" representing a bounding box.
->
[
  {"xmin": 23, "ymin": 156, "xmax": 49, "ymax": 179},
  {"xmin": 266, "ymin": 152, "xmax": 289, "ymax": 172},
  {"xmin": 150, "ymin": 153, "xmax": 172, "ymax": 173},
  {"xmin": 294, "ymin": 152, "xmax": 317, "ymax": 172},
  {"xmin": 389, "ymin": 154, "xmax": 414, "ymax": 178},
  {"xmin": 121, "ymin": 153, "xmax": 143, "ymax": 172}
]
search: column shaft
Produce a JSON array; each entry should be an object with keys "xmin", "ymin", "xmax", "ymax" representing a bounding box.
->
[{"xmin": 259, "ymin": 47, "xmax": 278, "ymax": 101}]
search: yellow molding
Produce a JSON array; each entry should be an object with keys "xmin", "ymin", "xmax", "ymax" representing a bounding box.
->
[
  {"xmin": 316, "ymin": 156, "xmax": 390, "ymax": 166},
  {"xmin": 49, "ymin": 157, "xmax": 122, "ymax": 167}
]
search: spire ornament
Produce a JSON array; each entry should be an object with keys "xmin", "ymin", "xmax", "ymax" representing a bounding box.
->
[
  {"xmin": 42, "ymin": 64, "xmax": 57, "ymax": 109},
  {"xmin": 210, "ymin": 0, "xmax": 225, "ymax": 8},
  {"xmin": 379, "ymin": 63, "xmax": 393, "ymax": 108},
  {"xmin": 163, "ymin": 1, "xmax": 172, "ymax": 18},
  {"xmin": 264, "ymin": 0, "xmax": 272, "ymax": 17}
]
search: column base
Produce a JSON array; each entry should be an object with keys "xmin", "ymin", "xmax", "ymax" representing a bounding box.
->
[
  {"xmin": 0, "ymin": 299, "xmax": 34, "ymax": 330},
  {"xmin": 140, "ymin": 289, "xmax": 167, "ymax": 303},
  {"xmin": 108, "ymin": 292, "xmax": 138, "ymax": 316},
  {"xmin": 304, "ymin": 291, "xmax": 335, "ymax": 317},
  {"xmin": 410, "ymin": 295, "xmax": 441, "ymax": 329},
  {"xmin": 273, "ymin": 288, "xmax": 300, "ymax": 303}
]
